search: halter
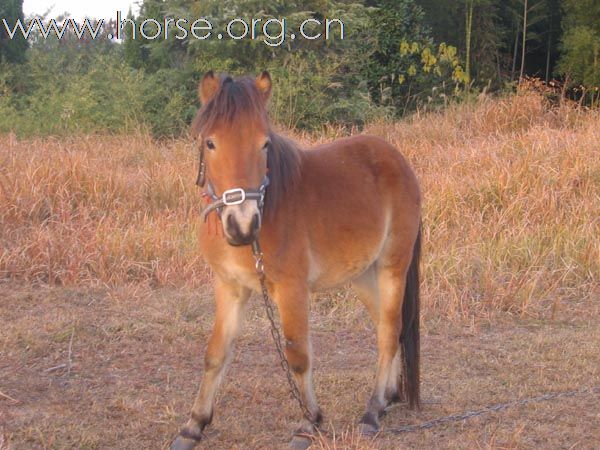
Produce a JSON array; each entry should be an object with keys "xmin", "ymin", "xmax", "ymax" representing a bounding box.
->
[
  {"xmin": 201, "ymin": 175, "xmax": 270, "ymax": 222},
  {"xmin": 197, "ymin": 145, "xmax": 270, "ymax": 222}
]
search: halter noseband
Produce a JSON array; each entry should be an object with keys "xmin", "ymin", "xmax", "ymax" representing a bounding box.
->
[{"xmin": 201, "ymin": 175, "xmax": 270, "ymax": 222}]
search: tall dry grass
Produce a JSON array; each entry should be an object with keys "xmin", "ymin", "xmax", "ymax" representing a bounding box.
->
[
  {"xmin": 1, "ymin": 92, "xmax": 598, "ymax": 318},
  {"xmin": 367, "ymin": 93, "xmax": 599, "ymax": 319},
  {"xmin": 0, "ymin": 134, "xmax": 206, "ymax": 286}
]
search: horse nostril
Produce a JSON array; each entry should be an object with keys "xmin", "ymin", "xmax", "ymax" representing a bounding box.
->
[
  {"xmin": 224, "ymin": 211, "xmax": 259, "ymax": 246},
  {"xmin": 226, "ymin": 214, "xmax": 240, "ymax": 238}
]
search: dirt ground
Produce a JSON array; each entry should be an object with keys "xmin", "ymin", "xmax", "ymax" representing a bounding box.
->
[{"xmin": 1, "ymin": 283, "xmax": 599, "ymax": 450}]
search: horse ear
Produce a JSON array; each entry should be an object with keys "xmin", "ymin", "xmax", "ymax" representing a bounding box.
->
[
  {"xmin": 199, "ymin": 71, "xmax": 219, "ymax": 104},
  {"xmin": 255, "ymin": 71, "xmax": 272, "ymax": 100}
]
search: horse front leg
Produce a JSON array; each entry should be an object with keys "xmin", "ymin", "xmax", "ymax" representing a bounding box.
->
[
  {"xmin": 272, "ymin": 282, "xmax": 323, "ymax": 449},
  {"xmin": 171, "ymin": 278, "xmax": 250, "ymax": 450}
]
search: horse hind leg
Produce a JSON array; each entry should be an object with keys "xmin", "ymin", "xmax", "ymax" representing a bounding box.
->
[
  {"xmin": 353, "ymin": 266, "xmax": 404, "ymax": 406},
  {"xmin": 385, "ymin": 348, "xmax": 405, "ymax": 404},
  {"xmin": 360, "ymin": 227, "xmax": 422, "ymax": 435},
  {"xmin": 359, "ymin": 262, "xmax": 409, "ymax": 435}
]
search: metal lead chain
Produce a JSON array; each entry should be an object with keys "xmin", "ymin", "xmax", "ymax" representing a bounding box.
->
[
  {"xmin": 386, "ymin": 385, "xmax": 600, "ymax": 434},
  {"xmin": 251, "ymin": 240, "xmax": 315, "ymax": 426}
]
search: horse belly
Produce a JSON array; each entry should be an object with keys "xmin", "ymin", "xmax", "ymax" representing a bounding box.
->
[{"xmin": 308, "ymin": 219, "xmax": 389, "ymax": 291}]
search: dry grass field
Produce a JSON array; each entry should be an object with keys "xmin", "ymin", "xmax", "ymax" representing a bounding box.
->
[{"xmin": 1, "ymin": 93, "xmax": 599, "ymax": 449}]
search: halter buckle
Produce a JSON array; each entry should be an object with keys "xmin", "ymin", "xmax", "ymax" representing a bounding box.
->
[{"xmin": 222, "ymin": 188, "xmax": 246, "ymax": 206}]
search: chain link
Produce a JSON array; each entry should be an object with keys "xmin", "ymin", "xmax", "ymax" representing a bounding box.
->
[
  {"xmin": 251, "ymin": 240, "xmax": 316, "ymax": 426},
  {"xmin": 386, "ymin": 385, "xmax": 600, "ymax": 434}
]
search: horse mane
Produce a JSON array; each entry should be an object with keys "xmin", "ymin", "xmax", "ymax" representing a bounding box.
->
[
  {"xmin": 190, "ymin": 74, "xmax": 303, "ymax": 219},
  {"xmin": 265, "ymin": 131, "xmax": 302, "ymax": 219}
]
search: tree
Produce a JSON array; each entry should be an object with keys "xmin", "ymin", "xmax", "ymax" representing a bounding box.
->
[
  {"xmin": 502, "ymin": 0, "xmax": 547, "ymax": 82},
  {"xmin": 0, "ymin": 0, "xmax": 28, "ymax": 64},
  {"xmin": 558, "ymin": 0, "xmax": 600, "ymax": 102},
  {"xmin": 520, "ymin": 0, "xmax": 528, "ymax": 80},
  {"xmin": 123, "ymin": 8, "xmax": 145, "ymax": 70},
  {"xmin": 543, "ymin": 0, "xmax": 561, "ymax": 83},
  {"xmin": 518, "ymin": 0, "xmax": 546, "ymax": 81},
  {"xmin": 418, "ymin": 0, "xmax": 505, "ymax": 88},
  {"xmin": 465, "ymin": 0, "xmax": 474, "ymax": 87},
  {"xmin": 362, "ymin": 0, "xmax": 431, "ymax": 109}
]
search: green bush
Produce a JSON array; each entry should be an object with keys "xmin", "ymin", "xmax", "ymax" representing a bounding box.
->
[{"xmin": 0, "ymin": 0, "xmax": 469, "ymax": 137}]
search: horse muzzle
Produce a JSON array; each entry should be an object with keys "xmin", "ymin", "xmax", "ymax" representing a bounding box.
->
[
  {"xmin": 201, "ymin": 176, "xmax": 269, "ymax": 246},
  {"xmin": 222, "ymin": 201, "xmax": 261, "ymax": 246}
]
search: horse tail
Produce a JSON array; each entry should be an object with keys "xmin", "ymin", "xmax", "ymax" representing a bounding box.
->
[{"xmin": 401, "ymin": 223, "xmax": 421, "ymax": 409}]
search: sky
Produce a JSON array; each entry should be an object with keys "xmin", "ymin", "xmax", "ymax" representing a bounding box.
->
[{"xmin": 23, "ymin": 0, "xmax": 140, "ymax": 20}]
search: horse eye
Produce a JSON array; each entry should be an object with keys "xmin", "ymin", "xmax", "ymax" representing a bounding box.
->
[
  {"xmin": 206, "ymin": 139, "xmax": 215, "ymax": 150},
  {"xmin": 262, "ymin": 139, "xmax": 271, "ymax": 150}
]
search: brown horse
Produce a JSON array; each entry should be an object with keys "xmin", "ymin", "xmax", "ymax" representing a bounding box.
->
[{"xmin": 170, "ymin": 71, "xmax": 422, "ymax": 450}]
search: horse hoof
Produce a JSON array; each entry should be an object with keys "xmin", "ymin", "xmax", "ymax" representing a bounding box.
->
[
  {"xmin": 359, "ymin": 412, "xmax": 380, "ymax": 436},
  {"xmin": 289, "ymin": 434, "xmax": 313, "ymax": 450},
  {"xmin": 170, "ymin": 436, "xmax": 199, "ymax": 450},
  {"xmin": 359, "ymin": 422, "xmax": 379, "ymax": 437}
]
